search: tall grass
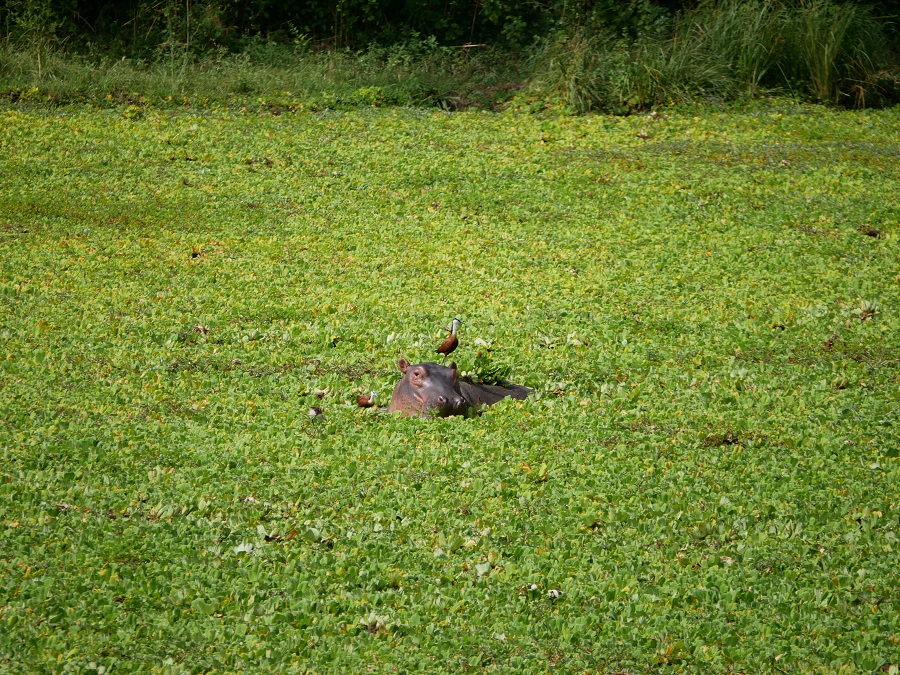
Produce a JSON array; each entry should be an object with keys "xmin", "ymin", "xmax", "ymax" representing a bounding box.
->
[
  {"xmin": 787, "ymin": 0, "xmax": 888, "ymax": 104},
  {"xmin": 0, "ymin": 38, "xmax": 524, "ymax": 109},
  {"xmin": 678, "ymin": 0, "xmax": 783, "ymax": 96},
  {"xmin": 530, "ymin": 0, "xmax": 896, "ymax": 112}
]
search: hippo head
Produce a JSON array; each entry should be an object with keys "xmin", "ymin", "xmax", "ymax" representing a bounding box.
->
[{"xmin": 388, "ymin": 358, "xmax": 470, "ymax": 418}]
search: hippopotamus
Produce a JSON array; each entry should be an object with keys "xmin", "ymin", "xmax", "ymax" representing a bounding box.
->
[{"xmin": 387, "ymin": 358, "xmax": 531, "ymax": 418}]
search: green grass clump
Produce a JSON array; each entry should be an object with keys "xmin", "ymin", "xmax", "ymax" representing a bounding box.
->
[
  {"xmin": 529, "ymin": 0, "xmax": 896, "ymax": 112},
  {"xmin": 1, "ymin": 102, "xmax": 899, "ymax": 673}
]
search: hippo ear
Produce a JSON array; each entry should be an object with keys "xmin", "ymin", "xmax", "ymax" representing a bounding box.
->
[
  {"xmin": 448, "ymin": 362, "xmax": 458, "ymax": 382},
  {"xmin": 448, "ymin": 361, "xmax": 457, "ymax": 371},
  {"xmin": 398, "ymin": 358, "xmax": 410, "ymax": 373}
]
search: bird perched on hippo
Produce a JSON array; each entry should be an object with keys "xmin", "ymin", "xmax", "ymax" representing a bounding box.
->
[{"xmin": 387, "ymin": 358, "xmax": 531, "ymax": 418}]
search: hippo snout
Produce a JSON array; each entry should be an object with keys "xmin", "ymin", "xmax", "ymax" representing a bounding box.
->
[{"xmin": 434, "ymin": 394, "xmax": 468, "ymax": 416}]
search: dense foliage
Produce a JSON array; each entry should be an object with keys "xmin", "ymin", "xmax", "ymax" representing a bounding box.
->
[
  {"xmin": 0, "ymin": 0, "xmax": 898, "ymax": 48},
  {"xmin": 2, "ymin": 0, "xmax": 899, "ymax": 111},
  {"xmin": 1, "ymin": 101, "xmax": 899, "ymax": 672},
  {"xmin": 2, "ymin": 0, "xmax": 678, "ymax": 51},
  {"xmin": 1, "ymin": 0, "xmax": 897, "ymax": 52}
]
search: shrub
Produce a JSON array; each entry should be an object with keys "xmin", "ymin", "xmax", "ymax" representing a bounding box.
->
[{"xmin": 529, "ymin": 0, "xmax": 896, "ymax": 111}]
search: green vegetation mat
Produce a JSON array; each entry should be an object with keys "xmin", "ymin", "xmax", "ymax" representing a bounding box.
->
[{"xmin": 1, "ymin": 102, "xmax": 899, "ymax": 673}]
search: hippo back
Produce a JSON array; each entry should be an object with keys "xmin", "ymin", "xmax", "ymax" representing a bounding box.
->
[{"xmin": 459, "ymin": 379, "xmax": 532, "ymax": 406}]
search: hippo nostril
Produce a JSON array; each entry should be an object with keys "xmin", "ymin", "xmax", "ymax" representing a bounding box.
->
[{"xmin": 438, "ymin": 396, "xmax": 447, "ymax": 404}]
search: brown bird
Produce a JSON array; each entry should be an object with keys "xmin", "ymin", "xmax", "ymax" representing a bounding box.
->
[
  {"xmin": 357, "ymin": 391, "xmax": 377, "ymax": 408},
  {"xmin": 436, "ymin": 318, "xmax": 462, "ymax": 365}
]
